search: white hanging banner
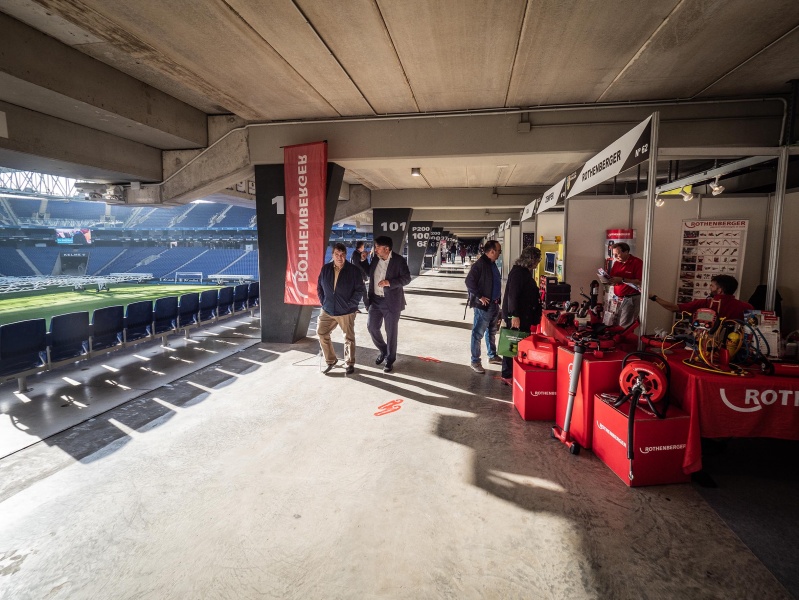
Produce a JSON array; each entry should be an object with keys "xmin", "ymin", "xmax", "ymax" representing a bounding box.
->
[
  {"xmin": 521, "ymin": 198, "xmax": 538, "ymax": 221},
  {"xmin": 536, "ymin": 178, "xmax": 567, "ymax": 214},
  {"xmin": 566, "ymin": 116, "xmax": 652, "ymax": 200}
]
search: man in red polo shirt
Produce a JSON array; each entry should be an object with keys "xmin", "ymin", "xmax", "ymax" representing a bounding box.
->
[
  {"xmin": 650, "ymin": 274, "xmax": 753, "ymax": 321},
  {"xmin": 606, "ymin": 242, "xmax": 643, "ymax": 327}
]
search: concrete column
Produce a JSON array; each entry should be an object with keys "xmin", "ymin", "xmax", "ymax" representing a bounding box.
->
[{"xmin": 254, "ymin": 162, "xmax": 345, "ymax": 343}]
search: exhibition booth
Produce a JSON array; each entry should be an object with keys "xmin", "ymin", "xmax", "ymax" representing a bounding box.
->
[{"xmin": 502, "ymin": 112, "xmax": 799, "ymax": 485}]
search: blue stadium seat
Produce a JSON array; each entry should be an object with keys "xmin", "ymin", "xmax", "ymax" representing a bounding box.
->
[
  {"xmin": 217, "ymin": 286, "xmax": 234, "ymax": 319},
  {"xmin": 124, "ymin": 300, "xmax": 153, "ymax": 344},
  {"xmin": 48, "ymin": 311, "xmax": 90, "ymax": 364},
  {"xmin": 152, "ymin": 296, "xmax": 179, "ymax": 340},
  {"xmin": 177, "ymin": 293, "xmax": 200, "ymax": 335},
  {"xmin": 233, "ymin": 284, "xmax": 249, "ymax": 312},
  {"xmin": 247, "ymin": 282, "xmax": 259, "ymax": 310},
  {"xmin": 91, "ymin": 305, "xmax": 124, "ymax": 352},
  {"xmin": 0, "ymin": 318, "xmax": 48, "ymax": 392},
  {"xmin": 199, "ymin": 289, "xmax": 219, "ymax": 323}
]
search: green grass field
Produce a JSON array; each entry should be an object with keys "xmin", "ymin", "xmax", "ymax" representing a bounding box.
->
[{"xmin": 0, "ymin": 284, "xmax": 223, "ymax": 327}]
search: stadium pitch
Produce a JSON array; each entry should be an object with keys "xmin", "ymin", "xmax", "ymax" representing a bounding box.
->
[{"xmin": 0, "ymin": 284, "xmax": 223, "ymax": 327}]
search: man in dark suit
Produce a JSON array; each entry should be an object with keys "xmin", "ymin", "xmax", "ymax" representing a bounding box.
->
[{"xmin": 365, "ymin": 235, "xmax": 412, "ymax": 373}]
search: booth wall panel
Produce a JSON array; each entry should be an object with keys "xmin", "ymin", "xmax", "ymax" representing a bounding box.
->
[
  {"xmin": 632, "ymin": 195, "xmax": 699, "ymax": 335},
  {"xmin": 535, "ymin": 211, "xmax": 564, "ymax": 244},
  {"xmin": 564, "ymin": 196, "xmax": 629, "ymax": 301}
]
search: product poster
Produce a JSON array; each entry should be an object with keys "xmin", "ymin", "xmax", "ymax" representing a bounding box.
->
[{"xmin": 676, "ymin": 219, "xmax": 748, "ymax": 302}]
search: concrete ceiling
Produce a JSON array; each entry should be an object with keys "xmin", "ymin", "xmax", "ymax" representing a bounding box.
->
[{"xmin": 1, "ymin": 0, "xmax": 798, "ymax": 234}]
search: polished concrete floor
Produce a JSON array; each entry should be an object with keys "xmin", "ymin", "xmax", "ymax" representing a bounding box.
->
[{"xmin": 0, "ymin": 273, "xmax": 794, "ymax": 599}]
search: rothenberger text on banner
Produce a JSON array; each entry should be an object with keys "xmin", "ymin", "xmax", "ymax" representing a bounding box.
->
[{"xmin": 284, "ymin": 141, "xmax": 327, "ymax": 305}]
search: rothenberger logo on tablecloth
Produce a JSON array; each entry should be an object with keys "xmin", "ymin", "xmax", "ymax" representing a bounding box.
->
[{"xmin": 719, "ymin": 388, "xmax": 799, "ymax": 413}]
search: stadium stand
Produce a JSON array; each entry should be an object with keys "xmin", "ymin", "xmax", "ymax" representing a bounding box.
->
[
  {"xmin": 9, "ymin": 198, "xmax": 43, "ymax": 222},
  {"xmin": 0, "ymin": 248, "xmax": 36, "ymax": 276},
  {"xmin": 174, "ymin": 203, "xmax": 225, "ymax": 228},
  {"xmin": 162, "ymin": 248, "xmax": 245, "ymax": 281},
  {"xmin": 85, "ymin": 247, "xmax": 125, "ymax": 275},
  {"xmin": 215, "ymin": 250, "xmax": 257, "ymax": 279},
  {"xmin": 211, "ymin": 206, "xmax": 256, "ymax": 228},
  {"xmin": 0, "ymin": 283, "xmax": 259, "ymax": 391},
  {"xmin": 23, "ymin": 246, "xmax": 62, "ymax": 275},
  {"xmin": 44, "ymin": 200, "xmax": 105, "ymax": 223},
  {"xmin": 130, "ymin": 206, "xmax": 187, "ymax": 229},
  {"xmin": 95, "ymin": 246, "xmax": 167, "ymax": 276},
  {"xmin": 146, "ymin": 247, "xmax": 210, "ymax": 279}
]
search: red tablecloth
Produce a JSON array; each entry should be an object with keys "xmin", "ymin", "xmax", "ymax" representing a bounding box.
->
[{"xmin": 667, "ymin": 349, "xmax": 799, "ymax": 473}]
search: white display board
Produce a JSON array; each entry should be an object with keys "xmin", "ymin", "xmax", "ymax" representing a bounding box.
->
[{"xmin": 676, "ymin": 219, "xmax": 748, "ymax": 303}]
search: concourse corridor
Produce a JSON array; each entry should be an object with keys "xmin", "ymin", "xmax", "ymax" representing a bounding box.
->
[{"xmin": 0, "ymin": 273, "xmax": 794, "ymax": 599}]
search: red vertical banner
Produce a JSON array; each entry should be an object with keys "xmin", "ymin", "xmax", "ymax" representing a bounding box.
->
[{"xmin": 284, "ymin": 141, "xmax": 327, "ymax": 304}]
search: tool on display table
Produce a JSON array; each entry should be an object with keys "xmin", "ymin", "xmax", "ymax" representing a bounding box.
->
[
  {"xmin": 552, "ymin": 342, "xmax": 585, "ymax": 455},
  {"xmin": 679, "ymin": 308, "xmax": 752, "ymax": 376},
  {"xmin": 603, "ymin": 351, "xmax": 671, "ymax": 481}
]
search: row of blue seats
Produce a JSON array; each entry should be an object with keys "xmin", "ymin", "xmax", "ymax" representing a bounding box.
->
[{"xmin": 0, "ymin": 282, "xmax": 259, "ymax": 392}]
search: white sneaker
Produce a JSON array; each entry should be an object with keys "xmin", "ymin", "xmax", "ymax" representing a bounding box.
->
[{"xmin": 471, "ymin": 362, "xmax": 485, "ymax": 374}]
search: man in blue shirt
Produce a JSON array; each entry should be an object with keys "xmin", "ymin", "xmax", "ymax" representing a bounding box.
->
[{"xmin": 465, "ymin": 241, "xmax": 502, "ymax": 374}]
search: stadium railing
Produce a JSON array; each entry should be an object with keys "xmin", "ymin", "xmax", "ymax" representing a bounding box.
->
[{"xmin": 0, "ymin": 282, "xmax": 260, "ymax": 391}]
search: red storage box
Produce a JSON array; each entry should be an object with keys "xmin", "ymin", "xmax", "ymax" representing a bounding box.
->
[
  {"xmin": 517, "ymin": 334, "xmax": 559, "ymax": 369},
  {"xmin": 512, "ymin": 358, "xmax": 557, "ymax": 421},
  {"xmin": 593, "ymin": 394, "xmax": 691, "ymax": 487},
  {"xmin": 555, "ymin": 347, "xmax": 625, "ymax": 450}
]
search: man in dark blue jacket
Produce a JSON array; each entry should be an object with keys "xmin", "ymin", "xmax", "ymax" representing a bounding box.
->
[
  {"xmin": 317, "ymin": 243, "xmax": 366, "ymax": 375},
  {"xmin": 465, "ymin": 240, "xmax": 502, "ymax": 374},
  {"xmin": 365, "ymin": 236, "xmax": 412, "ymax": 373}
]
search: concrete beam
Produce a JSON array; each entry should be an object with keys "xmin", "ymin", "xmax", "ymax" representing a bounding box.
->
[
  {"xmin": 0, "ymin": 13, "xmax": 207, "ymax": 149},
  {"xmin": 248, "ymin": 103, "xmax": 783, "ymax": 167},
  {"xmin": 372, "ymin": 188, "xmax": 539, "ymax": 210},
  {"xmin": 0, "ymin": 100, "xmax": 161, "ymax": 181},
  {"xmin": 334, "ymin": 184, "xmax": 370, "ymax": 222},
  {"xmin": 160, "ymin": 129, "xmax": 252, "ymax": 204},
  {"xmin": 411, "ymin": 208, "xmax": 520, "ymax": 222}
]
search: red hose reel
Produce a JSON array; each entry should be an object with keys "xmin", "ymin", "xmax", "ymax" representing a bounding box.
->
[{"xmin": 618, "ymin": 357, "xmax": 669, "ymax": 405}]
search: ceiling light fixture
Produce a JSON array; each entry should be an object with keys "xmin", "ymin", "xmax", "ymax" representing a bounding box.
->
[
  {"xmin": 680, "ymin": 186, "xmax": 695, "ymax": 202},
  {"xmin": 709, "ymin": 176, "xmax": 725, "ymax": 196},
  {"xmin": 411, "ymin": 167, "xmax": 421, "ymax": 177},
  {"xmin": 655, "ymin": 196, "xmax": 665, "ymax": 207}
]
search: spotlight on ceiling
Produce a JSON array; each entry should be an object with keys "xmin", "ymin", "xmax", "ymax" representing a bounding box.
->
[
  {"xmin": 709, "ymin": 176, "xmax": 725, "ymax": 196},
  {"xmin": 655, "ymin": 196, "xmax": 665, "ymax": 207},
  {"xmin": 411, "ymin": 167, "xmax": 421, "ymax": 177},
  {"xmin": 680, "ymin": 186, "xmax": 695, "ymax": 202}
]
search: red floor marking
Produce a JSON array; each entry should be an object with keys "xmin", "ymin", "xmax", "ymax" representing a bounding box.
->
[
  {"xmin": 374, "ymin": 399, "xmax": 403, "ymax": 416},
  {"xmin": 418, "ymin": 356, "xmax": 441, "ymax": 363}
]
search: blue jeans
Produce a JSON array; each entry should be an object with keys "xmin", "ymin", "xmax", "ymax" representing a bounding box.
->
[{"xmin": 471, "ymin": 303, "xmax": 499, "ymax": 364}]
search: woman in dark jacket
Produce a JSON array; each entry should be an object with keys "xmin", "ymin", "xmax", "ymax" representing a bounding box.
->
[{"xmin": 500, "ymin": 246, "xmax": 542, "ymax": 383}]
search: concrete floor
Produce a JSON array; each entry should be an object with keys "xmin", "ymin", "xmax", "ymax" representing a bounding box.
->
[{"xmin": 0, "ymin": 273, "xmax": 792, "ymax": 599}]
